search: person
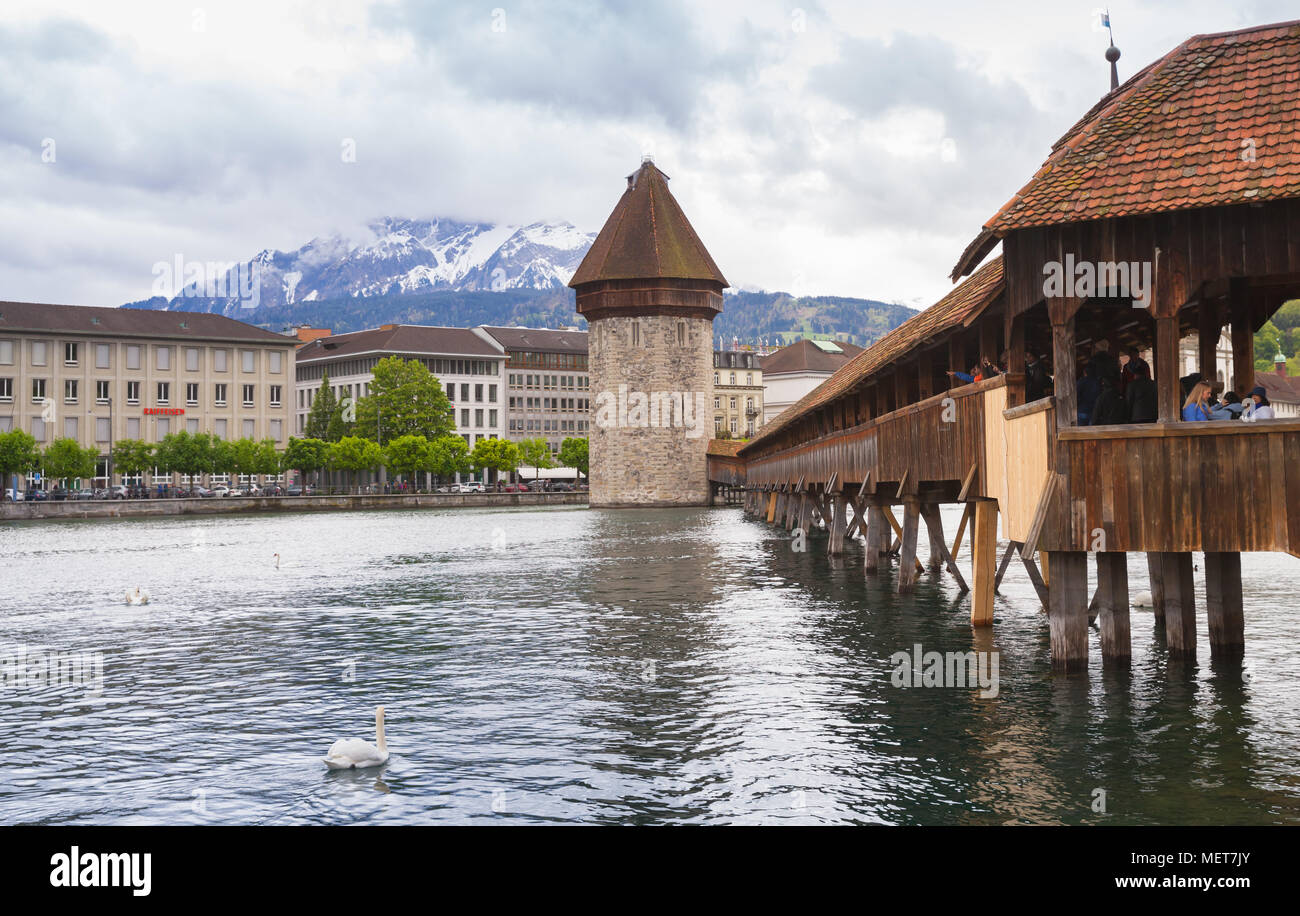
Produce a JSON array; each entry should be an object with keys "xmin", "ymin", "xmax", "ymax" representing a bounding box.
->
[
  {"xmin": 1120, "ymin": 346, "xmax": 1150, "ymax": 395},
  {"xmin": 1077, "ymin": 362, "xmax": 1101, "ymax": 425},
  {"xmin": 978, "ymin": 356, "xmax": 1001, "ymax": 378},
  {"xmin": 1243, "ymin": 386, "xmax": 1276, "ymax": 421},
  {"xmin": 1026, "ymin": 352, "xmax": 1051, "ymax": 402},
  {"xmin": 1092, "ymin": 370, "xmax": 1129, "ymax": 425},
  {"xmin": 1181, "ymin": 381, "xmax": 1213, "ymax": 422},
  {"xmin": 1125, "ymin": 361, "xmax": 1158, "ymax": 422},
  {"xmin": 1211, "ymin": 390, "xmax": 1245, "ymax": 420},
  {"xmin": 1088, "ymin": 339, "xmax": 1119, "ymax": 382},
  {"xmin": 1180, "ymin": 371, "xmax": 1203, "ymax": 402}
]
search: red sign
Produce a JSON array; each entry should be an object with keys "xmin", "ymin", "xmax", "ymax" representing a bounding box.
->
[{"xmin": 143, "ymin": 408, "xmax": 186, "ymax": 416}]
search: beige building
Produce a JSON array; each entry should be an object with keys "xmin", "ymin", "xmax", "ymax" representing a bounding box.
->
[
  {"xmin": 0, "ymin": 301, "xmax": 294, "ymax": 488},
  {"xmin": 713, "ymin": 350, "xmax": 763, "ymax": 438},
  {"xmin": 474, "ymin": 326, "xmax": 590, "ymax": 460}
]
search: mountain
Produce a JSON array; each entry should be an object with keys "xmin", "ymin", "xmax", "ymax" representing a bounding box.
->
[{"xmin": 125, "ymin": 216, "xmax": 918, "ymax": 346}]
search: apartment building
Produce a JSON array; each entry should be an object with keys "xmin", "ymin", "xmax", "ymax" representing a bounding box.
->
[
  {"xmin": 474, "ymin": 326, "xmax": 589, "ymax": 458},
  {"xmin": 760, "ymin": 338, "xmax": 864, "ymax": 425},
  {"xmin": 712, "ymin": 350, "xmax": 763, "ymax": 438},
  {"xmin": 0, "ymin": 301, "xmax": 294, "ymax": 486}
]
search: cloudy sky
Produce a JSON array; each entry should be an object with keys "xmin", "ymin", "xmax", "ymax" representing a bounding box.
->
[{"xmin": 1, "ymin": 0, "xmax": 1294, "ymax": 310}]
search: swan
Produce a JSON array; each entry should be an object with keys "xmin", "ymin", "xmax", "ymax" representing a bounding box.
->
[
  {"xmin": 1132, "ymin": 590, "xmax": 1154, "ymax": 608},
  {"xmin": 124, "ymin": 587, "xmax": 150, "ymax": 606},
  {"xmin": 323, "ymin": 706, "xmax": 389, "ymax": 770},
  {"xmin": 273, "ymin": 552, "xmax": 281, "ymax": 569}
]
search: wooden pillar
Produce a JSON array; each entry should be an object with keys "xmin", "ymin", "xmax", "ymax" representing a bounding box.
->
[
  {"xmin": 766, "ymin": 491, "xmax": 777, "ymax": 523},
  {"xmin": 828, "ymin": 494, "xmax": 848, "ymax": 556},
  {"xmin": 1159, "ymin": 552, "xmax": 1197, "ymax": 658},
  {"xmin": 1051, "ymin": 319, "xmax": 1077, "ymax": 428},
  {"xmin": 1095, "ymin": 553, "xmax": 1131, "ymax": 666},
  {"xmin": 1006, "ymin": 313, "xmax": 1026, "ymax": 407},
  {"xmin": 918, "ymin": 350, "xmax": 934, "ymax": 401},
  {"xmin": 1047, "ymin": 550, "xmax": 1089, "ymax": 673},
  {"xmin": 1155, "ymin": 315, "xmax": 1182, "ymax": 422},
  {"xmin": 1229, "ymin": 278, "xmax": 1254, "ymax": 398},
  {"xmin": 971, "ymin": 500, "xmax": 998, "ymax": 627},
  {"xmin": 1198, "ymin": 301, "xmax": 1222, "ymax": 384},
  {"xmin": 1204, "ymin": 551, "xmax": 1245, "ymax": 664},
  {"xmin": 897, "ymin": 500, "xmax": 921, "ymax": 593},
  {"xmin": 865, "ymin": 506, "xmax": 887, "ymax": 573},
  {"xmin": 979, "ymin": 316, "xmax": 1000, "ymax": 365},
  {"xmin": 924, "ymin": 502, "xmax": 945, "ymax": 570}
]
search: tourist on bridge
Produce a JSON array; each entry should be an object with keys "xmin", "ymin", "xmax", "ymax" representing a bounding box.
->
[
  {"xmin": 1243, "ymin": 386, "xmax": 1276, "ymax": 421},
  {"xmin": 1077, "ymin": 362, "xmax": 1101, "ymax": 425},
  {"xmin": 1125, "ymin": 361, "xmax": 1157, "ymax": 423},
  {"xmin": 1212, "ymin": 391, "xmax": 1246, "ymax": 420},
  {"xmin": 1091, "ymin": 370, "xmax": 1128, "ymax": 425},
  {"xmin": 1026, "ymin": 352, "xmax": 1051, "ymax": 401},
  {"xmin": 1181, "ymin": 381, "xmax": 1214, "ymax": 422},
  {"xmin": 1119, "ymin": 346, "xmax": 1150, "ymax": 394}
]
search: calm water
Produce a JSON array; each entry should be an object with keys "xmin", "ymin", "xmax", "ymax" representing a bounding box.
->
[{"xmin": 1, "ymin": 504, "xmax": 1298, "ymax": 825}]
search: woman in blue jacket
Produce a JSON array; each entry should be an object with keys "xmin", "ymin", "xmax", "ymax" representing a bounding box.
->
[{"xmin": 1182, "ymin": 381, "xmax": 1213, "ymax": 421}]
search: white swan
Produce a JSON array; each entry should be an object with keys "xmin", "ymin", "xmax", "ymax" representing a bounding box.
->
[
  {"xmin": 124, "ymin": 587, "xmax": 150, "ymax": 606},
  {"xmin": 323, "ymin": 706, "xmax": 389, "ymax": 770},
  {"xmin": 273, "ymin": 552, "xmax": 281, "ymax": 570},
  {"xmin": 1132, "ymin": 590, "xmax": 1154, "ymax": 608}
]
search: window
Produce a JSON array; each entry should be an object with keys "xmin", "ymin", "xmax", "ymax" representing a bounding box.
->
[
  {"xmin": 730, "ymin": 397, "xmax": 737, "ymax": 409},
  {"xmin": 186, "ymin": 419, "xmax": 199, "ymax": 434},
  {"xmin": 64, "ymin": 416, "xmax": 78, "ymax": 439},
  {"xmin": 631, "ymin": 322, "xmax": 640, "ymax": 347},
  {"xmin": 269, "ymin": 385, "xmax": 281, "ymax": 407},
  {"xmin": 96, "ymin": 380, "xmax": 110, "ymax": 403},
  {"xmin": 64, "ymin": 342, "xmax": 78, "ymax": 365},
  {"xmin": 186, "ymin": 383, "xmax": 199, "ymax": 405},
  {"xmin": 241, "ymin": 350, "xmax": 255, "ymax": 373},
  {"xmin": 730, "ymin": 418, "xmax": 738, "ymax": 434},
  {"xmin": 32, "ymin": 416, "xmax": 46, "ymax": 441},
  {"xmin": 0, "ymin": 378, "xmax": 10, "ymax": 402},
  {"xmin": 730, "ymin": 372, "xmax": 736, "ymax": 385},
  {"xmin": 31, "ymin": 341, "xmax": 47, "ymax": 366},
  {"xmin": 0, "ymin": 340, "xmax": 11, "ymax": 364},
  {"xmin": 214, "ymin": 419, "xmax": 228, "ymax": 439},
  {"xmin": 269, "ymin": 351, "xmax": 282, "ymax": 373},
  {"xmin": 156, "ymin": 346, "xmax": 170, "ymax": 370},
  {"xmin": 31, "ymin": 378, "xmax": 46, "ymax": 403},
  {"xmin": 64, "ymin": 379, "xmax": 78, "ymax": 403},
  {"xmin": 185, "ymin": 347, "xmax": 200, "ymax": 371},
  {"xmin": 475, "ymin": 409, "xmax": 484, "ymax": 427},
  {"xmin": 96, "ymin": 418, "xmax": 111, "ymax": 442},
  {"xmin": 214, "ymin": 383, "xmax": 227, "ymax": 407},
  {"xmin": 475, "ymin": 384, "xmax": 483, "ymax": 402},
  {"xmin": 126, "ymin": 417, "xmax": 140, "ymax": 438},
  {"xmin": 489, "ymin": 409, "xmax": 497, "ymax": 427},
  {"xmin": 213, "ymin": 349, "xmax": 228, "ymax": 372},
  {"xmin": 678, "ymin": 322, "xmax": 685, "ymax": 346},
  {"xmin": 714, "ymin": 372, "xmax": 720, "ymax": 385},
  {"xmin": 242, "ymin": 384, "xmax": 255, "ymax": 407},
  {"xmin": 714, "ymin": 396, "xmax": 720, "ymax": 409},
  {"xmin": 0, "ymin": 416, "xmax": 10, "ymax": 432},
  {"xmin": 157, "ymin": 382, "xmax": 170, "ymax": 405},
  {"xmin": 460, "ymin": 408, "xmax": 469, "ymax": 426},
  {"xmin": 95, "ymin": 343, "xmax": 111, "ymax": 369},
  {"xmin": 270, "ymin": 419, "xmax": 282, "ymax": 441},
  {"xmin": 126, "ymin": 345, "xmax": 141, "ymax": 370},
  {"xmin": 460, "ymin": 384, "xmax": 469, "ymax": 401},
  {"xmin": 242, "ymin": 419, "xmax": 255, "ymax": 438},
  {"xmin": 747, "ymin": 373, "xmax": 753, "ymax": 386},
  {"xmin": 156, "ymin": 417, "xmax": 170, "ymax": 437},
  {"xmin": 126, "ymin": 381, "xmax": 140, "ymax": 405}
]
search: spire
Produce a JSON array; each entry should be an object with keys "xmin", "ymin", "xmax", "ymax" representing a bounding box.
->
[{"xmin": 1102, "ymin": 10, "xmax": 1121, "ymax": 91}]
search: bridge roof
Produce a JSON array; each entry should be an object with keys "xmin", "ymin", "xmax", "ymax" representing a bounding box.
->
[
  {"xmin": 570, "ymin": 160, "xmax": 728, "ymax": 288},
  {"xmin": 953, "ymin": 19, "xmax": 1300, "ymax": 278},
  {"xmin": 706, "ymin": 439, "xmax": 746, "ymax": 457},
  {"xmin": 740, "ymin": 257, "xmax": 1004, "ymax": 456}
]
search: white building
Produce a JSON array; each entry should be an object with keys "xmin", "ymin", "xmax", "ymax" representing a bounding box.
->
[{"xmin": 760, "ymin": 338, "xmax": 864, "ymax": 425}]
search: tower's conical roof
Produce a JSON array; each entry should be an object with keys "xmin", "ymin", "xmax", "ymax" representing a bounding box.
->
[{"xmin": 570, "ymin": 160, "xmax": 728, "ymax": 288}]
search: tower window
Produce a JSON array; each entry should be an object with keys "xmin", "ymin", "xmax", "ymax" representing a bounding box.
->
[
  {"xmin": 677, "ymin": 322, "xmax": 685, "ymax": 346},
  {"xmin": 631, "ymin": 322, "xmax": 640, "ymax": 347}
]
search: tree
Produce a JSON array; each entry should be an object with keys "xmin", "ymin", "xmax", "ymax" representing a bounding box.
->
[
  {"xmin": 156, "ymin": 431, "xmax": 216, "ymax": 482},
  {"xmin": 384, "ymin": 434, "xmax": 431, "ymax": 484},
  {"xmin": 354, "ymin": 356, "xmax": 454, "ymax": 443},
  {"xmin": 42, "ymin": 438, "xmax": 98, "ymax": 485},
  {"xmin": 211, "ymin": 437, "xmax": 237, "ymax": 478},
  {"xmin": 0, "ymin": 430, "xmax": 40, "ymax": 489},
  {"xmin": 469, "ymin": 437, "xmax": 520, "ymax": 484},
  {"xmin": 283, "ymin": 437, "xmax": 330, "ymax": 485},
  {"xmin": 305, "ymin": 373, "xmax": 338, "ymax": 440},
  {"xmin": 518, "ymin": 437, "xmax": 553, "ymax": 483},
  {"xmin": 558, "ymin": 437, "xmax": 589, "ymax": 479},
  {"xmin": 427, "ymin": 435, "xmax": 472, "ymax": 483},
  {"xmin": 110, "ymin": 439, "xmax": 155, "ymax": 482},
  {"xmin": 1270, "ymin": 299, "xmax": 1300, "ymax": 333},
  {"xmin": 330, "ymin": 436, "xmax": 383, "ymax": 493},
  {"xmin": 254, "ymin": 439, "xmax": 281, "ymax": 479},
  {"xmin": 326, "ymin": 393, "xmax": 353, "ymax": 443}
]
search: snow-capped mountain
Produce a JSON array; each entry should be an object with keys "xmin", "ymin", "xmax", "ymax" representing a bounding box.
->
[{"xmin": 142, "ymin": 218, "xmax": 595, "ymax": 316}]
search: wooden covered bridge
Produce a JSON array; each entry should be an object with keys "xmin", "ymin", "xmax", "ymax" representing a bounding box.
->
[{"xmin": 709, "ymin": 21, "xmax": 1300, "ymax": 672}]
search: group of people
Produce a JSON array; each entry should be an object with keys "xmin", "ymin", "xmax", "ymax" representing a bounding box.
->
[
  {"xmin": 1075, "ymin": 341, "xmax": 1158, "ymax": 425},
  {"xmin": 1180, "ymin": 377, "xmax": 1275, "ymax": 422}
]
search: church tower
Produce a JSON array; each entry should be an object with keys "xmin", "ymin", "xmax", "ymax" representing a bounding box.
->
[{"xmin": 570, "ymin": 159, "xmax": 728, "ymax": 507}]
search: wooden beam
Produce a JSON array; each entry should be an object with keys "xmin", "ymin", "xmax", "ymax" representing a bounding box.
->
[
  {"xmin": 1229, "ymin": 278, "xmax": 1254, "ymax": 398},
  {"xmin": 1159, "ymin": 552, "xmax": 1197, "ymax": 659},
  {"xmin": 993, "ymin": 540, "xmax": 1017, "ymax": 593},
  {"xmin": 1204, "ymin": 551, "xmax": 1244, "ymax": 665},
  {"xmin": 1020, "ymin": 550, "xmax": 1050, "ymax": 610},
  {"xmin": 1021, "ymin": 472, "xmax": 1058, "ymax": 558},
  {"xmin": 897, "ymin": 500, "xmax": 922, "ymax": 593},
  {"xmin": 882, "ymin": 505, "xmax": 924, "ymax": 574},
  {"xmin": 865, "ymin": 506, "xmax": 889, "ymax": 573},
  {"xmin": 828, "ymin": 493, "xmax": 848, "ymax": 556},
  {"xmin": 1146, "ymin": 553, "xmax": 1166, "ymax": 622},
  {"xmin": 1047, "ymin": 550, "xmax": 1089, "ymax": 673},
  {"xmin": 957, "ymin": 463, "xmax": 979, "ymax": 503},
  {"xmin": 1051, "ymin": 319, "xmax": 1077, "ymax": 429},
  {"xmin": 919, "ymin": 504, "xmax": 968, "ymax": 592},
  {"xmin": 1096, "ymin": 553, "xmax": 1131, "ymax": 667},
  {"xmin": 1155, "ymin": 315, "xmax": 1182, "ymax": 423},
  {"xmin": 971, "ymin": 501, "xmax": 998, "ymax": 625},
  {"xmin": 951, "ymin": 501, "xmax": 974, "ymax": 560}
]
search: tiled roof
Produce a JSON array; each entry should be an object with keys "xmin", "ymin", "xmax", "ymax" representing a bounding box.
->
[
  {"xmin": 954, "ymin": 20, "xmax": 1300, "ymax": 277},
  {"xmin": 570, "ymin": 161, "xmax": 728, "ymax": 287},
  {"xmin": 0, "ymin": 301, "xmax": 290, "ymax": 343},
  {"xmin": 741, "ymin": 257, "xmax": 1005, "ymax": 455},
  {"xmin": 1257, "ymin": 370, "xmax": 1300, "ymax": 404},
  {"xmin": 706, "ymin": 438, "xmax": 746, "ymax": 457},
  {"xmin": 297, "ymin": 324, "xmax": 503, "ymax": 364},
  {"xmin": 759, "ymin": 338, "xmax": 865, "ymax": 376},
  {"xmin": 478, "ymin": 325, "xmax": 587, "ymax": 354}
]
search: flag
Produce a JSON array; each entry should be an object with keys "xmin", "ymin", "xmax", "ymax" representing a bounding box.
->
[{"xmin": 1100, "ymin": 11, "xmax": 1110, "ymax": 28}]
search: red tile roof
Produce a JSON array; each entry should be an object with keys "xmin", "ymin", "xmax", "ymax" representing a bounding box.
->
[
  {"xmin": 570, "ymin": 161, "xmax": 728, "ymax": 287},
  {"xmin": 741, "ymin": 257, "xmax": 1005, "ymax": 455},
  {"xmin": 706, "ymin": 438, "xmax": 746, "ymax": 457},
  {"xmin": 954, "ymin": 20, "xmax": 1300, "ymax": 278}
]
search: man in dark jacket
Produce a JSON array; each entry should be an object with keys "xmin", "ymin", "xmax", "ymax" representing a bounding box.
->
[
  {"xmin": 1026, "ymin": 353, "xmax": 1051, "ymax": 402},
  {"xmin": 1126, "ymin": 361, "xmax": 1158, "ymax": 423},
  {"xmin": 1091, "ymin": 370, "xmax": 1129, "ymax": 425},
  {"xmin": 1077, "ymin": 363, "xmax": 1101, "ymax": 425}
]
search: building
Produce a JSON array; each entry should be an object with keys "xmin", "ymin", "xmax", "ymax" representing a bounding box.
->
[
  {"xmin": 712, "ymin": 350, "xmax": 763, "ymax": 438},
  {"xmin": 0, "ymin": 301, "xmax": 294, "ymax": 488},
  {"xmin": 569, "ymin": 159, "xmax": 727, "ymax": 507},
  {"xmin": 473, "ymin": 326, "xmax": 590, "ymax": 458},
  {"xmin": 294, "ymin": 324, "xmax": 507, "ymax": 479},
  {"xmin": 760, "ymin": 338, "xmax": 864, "ymax": 424}
]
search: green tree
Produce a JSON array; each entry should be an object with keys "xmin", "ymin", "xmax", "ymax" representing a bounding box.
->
[
  {"xmin": 0, "ymin": 430, "xmax": 40, "ymax": 490},
  {"xmin": 469, "ymin": 437, "xmax": 520, "ymax": 484},
  {"xmin": 518, "ymin": 437, "xmax": 553, "ymax": 483},
  {"xmin": 1270, "ymin": 299, "xmax": 1300, "ymax": 333},
  {"xmin": 326, "ymin": 393, "xmax": 352, "ymax": 443},
  {"xmin": 558, "ymin": 437, "xmax": 589, "ymax": 479},
  {"xmin": 354, "ymin": 356, "xmax": 454, "ymax": 443},
  {"xmin": 228, "ymin": 438, "xmax": 261, "ymax": 479},
  {"xmin": 427, "ymin": 435, "xmax": 472, "ymax": 483},
  {"xmin": 305, "ymin": 373, "xmax": 337, "ymax": 440},
  {"xmin": 1255, "ymin": 320, "xmax": 1283, "ymax": 364},
  {"xmin": 211, "ymin": 438, "xmax": 237, "ymax": 478},
  {"xmin": 283, "ymin": 437, "xmax": 330, "ymax": 485},
  {"xmin": 384, "ymin": 434, "xmax": 431, "ymax": 484},
  {"xmin": 110, "ymin": 439, "xmax": 155, "ymax": 481},
  {"xmin": 43, "ymin": 438, "xmax": 99, "ymax": 486},
  {"xmin": 156, "ymin": 431, "xmax": 216, "ymax": 482},
  {"xmin": 254, "ymin": 439, "xmax": 281, "ymax": 478},
  {"xmin": 330, "ymin": 436, "xmax": 384, "ymax": 493}
]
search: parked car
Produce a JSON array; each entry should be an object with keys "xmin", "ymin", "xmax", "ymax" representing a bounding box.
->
[
  {"xmin": 210, "ymin": 485, "xmax": 230, "ymax": 498},
  {"xmin": 457, "ymin": 482, "xmax": 486, "ymax": 493},
  {"xmin": 227, "ymin": 487, "xmax": 246, "ymax": 497},
  {"xmin": 109, "ymin": 485, "xmax": 129, "ymax": 500},
  {"xmin": 49, "ymin": 487, "xmax": 69, "ymax": 501},
  {"xmin": 550, "ymin": 482, "xmax": 574, "ymax": 492},
  {"xmin": 3, "ymin": 488, "xmax": 24, "ymax": 502},
  {"xmin": 502, "ymin": 483, "xmax": 529, "ymax": 493},
  {"xmin": 73, "ymin": 488, "xmax": 95, "ymax": 500},
  {"xmin": 27, "ymin": 489, "xmax": 47, "ymax": 501}
]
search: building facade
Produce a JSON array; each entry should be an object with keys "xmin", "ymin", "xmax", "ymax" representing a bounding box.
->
[
  {"xmin": 712, "ymin": 350, "xmax": 763, "ymax": 438},
  {"xmin": 0, "ymin": 301, "xmax": 294, "ymax": 488},
  {"xmin": 474, "ymin": 326, "xmax": 590, "ymax": 459},
  {"xmin": 760, "ymin": 338, "xmax": 864, "ymax": 425},
  {"xmin": 570, "ymin": 159, "xmax": 728, "ymax": 507}
]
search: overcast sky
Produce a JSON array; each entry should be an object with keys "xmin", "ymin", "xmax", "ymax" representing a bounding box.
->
[{"xmin": 1, "ymin": 0, "xmax": 1294, "ymax": 310}]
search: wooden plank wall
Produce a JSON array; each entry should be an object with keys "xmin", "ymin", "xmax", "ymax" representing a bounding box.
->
[{"xmin": 993, "ymin": 397, "xmax": 1055, "ymax": 543}]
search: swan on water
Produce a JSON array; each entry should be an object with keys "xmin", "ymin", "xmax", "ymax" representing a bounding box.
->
[
  {"xmin": 273, "ymin": 552, "xmax": 281, "ymax": 569},
  {"xmin": 323, "ymin": 706, "xmax": 390, "ymax": 770},
  {"xmin": 124, "ymin": 587, "xmax": 150, "ymax": 606},
  {"xmin": 1132, "ymin": 590, "xmax": 1154, "ymax": 608}
]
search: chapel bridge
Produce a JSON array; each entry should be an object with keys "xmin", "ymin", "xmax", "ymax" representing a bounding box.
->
[{"xmin": 706, "ymin": 21, "xmax": 1300, "ymax": 672}]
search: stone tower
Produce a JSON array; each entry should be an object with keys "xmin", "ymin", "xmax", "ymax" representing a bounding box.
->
[{"xmin": 570, "ymin": 160, "xmax": 728, "ymax": 508}]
